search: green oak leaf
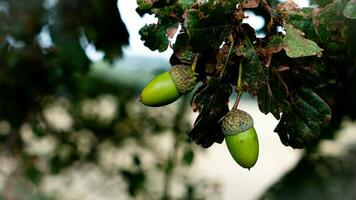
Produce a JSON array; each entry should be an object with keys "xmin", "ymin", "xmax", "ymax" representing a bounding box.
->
[
  {"xmin": 314, "ymin": 0, "xmax": 347, "ymax": 43},
  {"xmin": 285, "ymin": 8, "xmax": 319, "ymax": 42},
  {"xmin": 343, "ymin": 1, "xmax": 356, "ymax": 19},
  {"xmin": 183, "ymin": 0, "xmax": 239, "ymax": 51},
  {"xmin": 283, "ymin": 24, "xmax": 323, "ymax": 58},
  {"xmin": 184, "ymin": 9, "xmax": 200, "ymax": 37},
  {"xmin": 139, "ymin": 23, "xmax": 178, "ymax": 52},
  {"xmin": 256, "ymin": 35, "xmax": 285, "ymax": 56},
  {"xmin": 184, "ymin": 8, "xmax": 230, "ymax": 50},
  {"xmin": 155, "ymin": 3, "xmax": 184, "ymax": 22},
  {"xmin": 237, "ymin": 38, "xmax": 290, "ymax": 119},
  {"xmin": 275, "ymin": 88, "xmax": 331, "ymax": 148},
  {"xmin": 268, "ymin": 35, "xmax": 285, "ymax": 47}
]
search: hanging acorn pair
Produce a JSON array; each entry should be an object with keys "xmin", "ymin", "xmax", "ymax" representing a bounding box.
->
[{"xmin": 139, "ymin": 60, "xmax": 259, "ymax": 169}]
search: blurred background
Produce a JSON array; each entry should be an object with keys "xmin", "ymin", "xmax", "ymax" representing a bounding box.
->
[{"xmin": 0, "ymin": 0, "xmax": 356, "ymax": 199}]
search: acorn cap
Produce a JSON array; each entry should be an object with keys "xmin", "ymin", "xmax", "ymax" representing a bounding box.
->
[
  {"xmin": 221, "ymin": 109, "xmax": 254, "ymax": 136},
  {"xmin": 169, "ymin": 65, "xmax": 197, "ymax": 94}
]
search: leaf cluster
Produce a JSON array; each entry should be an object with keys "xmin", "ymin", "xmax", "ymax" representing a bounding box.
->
[{"xmin": 138, "ymin": 0, "xmax": 356, "ymax": 148}]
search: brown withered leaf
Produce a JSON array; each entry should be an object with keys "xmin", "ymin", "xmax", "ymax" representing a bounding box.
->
[
  {"xmin": 277, "ymin": 1, "xmax": 299, "ymax": 11},
  {"xmin": 166, "ymin": 27, "xmax": 178, "ymax": 39},
  {"xmin": 256, "ymin": 46, "xmax": 284, "ymax": 57}
]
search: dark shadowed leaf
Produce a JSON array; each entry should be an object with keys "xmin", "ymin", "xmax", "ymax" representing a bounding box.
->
[
  {"xmin": 139, "ymin": 23, "xmax": 171, "ymax": 52},
  {"xmin": 258, "ymin": 69, "xmax": 290, "ymax": 119},
  {"xmin": 275, "ymin": 88, "xmax": 331, "ymax": 148},
  {"xmin": 188, "ymin": 114, "xmax": 226, "ymax": 148},
  {"xmin": 189, "ymin": 78, "xmax": 232, "ymax": 148}
]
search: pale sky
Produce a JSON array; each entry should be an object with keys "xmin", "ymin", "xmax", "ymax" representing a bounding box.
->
[
  {"xmin": 87, "ymin": 0, "xmax": 311, "ymax": 61},
  {"xmin": 118, "ymin": 0, "xmax": 173, "ymax": 59}
]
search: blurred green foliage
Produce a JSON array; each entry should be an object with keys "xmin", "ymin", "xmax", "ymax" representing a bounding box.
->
[{"xmin": 0, "ymin": 1, "xmax": 219, "ymax": 199}]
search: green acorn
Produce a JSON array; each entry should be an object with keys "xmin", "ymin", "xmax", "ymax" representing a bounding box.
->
[
  {"xmin": 140, "ymin": 65, "xmax": 197, "ymax": 107},
  {"xmin": 221, "ymin": 109, "xmax": 259, "ymax": 169}
]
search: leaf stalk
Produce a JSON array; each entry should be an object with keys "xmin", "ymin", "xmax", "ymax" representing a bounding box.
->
[{"xmin": 232, "ymin": 61, "xmax": 244, "ymax": 111}]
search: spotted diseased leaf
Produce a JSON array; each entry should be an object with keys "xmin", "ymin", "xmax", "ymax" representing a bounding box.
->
[
  {"xmin": 313, "ymin": 0, "xmax": 347, "ymax": 43},
  {"xmin": 183, "ymin": 2, "xmax": 234, "ymax": 51},
  {"xmin": 237, "ymin": 38, "xmax": 266, "ymax": 94},
  {"xmin": 284, "ymin": 8, "xmax": 318, "ymax": 42},
  {"xmin": 343, "ymin": 1, "xmax": 356, "ymax": 19},
  {"xmin": 256, "ymin": 35, "xmax": 285, "ymax": 57},
  {"xmin": 238, "ymin": 38, "xmax": 290, "ymax": 119},
  {"xmin": 275, "ymin": 88, "xmax": 332, "ymax": 148},
  {"xmin": 283, "ymin": 24, "xmax": 323, "ymax": 58}
]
